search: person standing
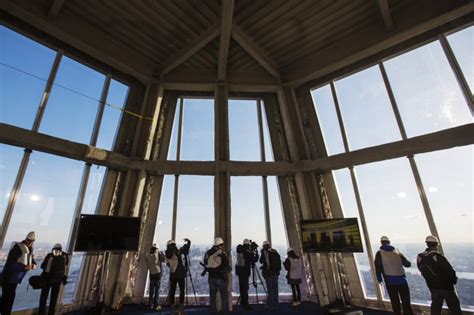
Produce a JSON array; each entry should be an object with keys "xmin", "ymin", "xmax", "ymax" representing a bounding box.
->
[
  {"xmin": 235, "ymin": 239, "xmax": 259, "ymax": 310},
  {"xmin": 38, "ymin": 243, "xmax": 68, "ymax": 315},
  {"xmin": 417, "ymin": 235, "xmax": 462, "ymax": 315},
  {"xmin": 165, "ymin": 239, "xmax": 189, "ymax": 315},
  {"xmin": 204, "ymin": 237, "xmax": 229, "ymax": 315},
  {"xmin": 259, "ymin": 241, "xmax": 281, "ymax": 310},
  {"xmin": 145, "ymin": 243, "xmax": 165, "ymax": 311},
  {"xmin": 374, "ymin": 236, "xmax": 413, "ymax": 315},
  {"xmin": 1, "ymin": 231, "xmax": 37, "ymax": 315},
  {"xmin": 283, "ymin": 248, "xmax": 303, "ymax": 307}
]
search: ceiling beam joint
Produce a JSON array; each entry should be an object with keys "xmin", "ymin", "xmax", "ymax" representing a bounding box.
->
[{"xmin": 217, "ymin": 0, "xmax": 235, "ymax": 81}]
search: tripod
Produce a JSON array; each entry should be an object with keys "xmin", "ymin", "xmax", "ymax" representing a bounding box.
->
[
  {"xmin": 250, "ymin": 261, "xmax": 267, "ymax": 304},
  {"xmin": 183, "ymin": 253, "xmax": 199, "ymax": 306}
]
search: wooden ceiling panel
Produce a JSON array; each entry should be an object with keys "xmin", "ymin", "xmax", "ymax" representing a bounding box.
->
[{"xmin": 228, "ymin": 39, "xmax": 265, "ymax": 72}]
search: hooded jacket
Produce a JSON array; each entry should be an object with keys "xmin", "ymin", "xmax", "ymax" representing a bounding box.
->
[
  {"xmin": 417, "ymin": 248, "xmax": 457, "ymax": 291},
  {"xmin": 374, "ymin": 244, "xmax": 411, "ymax": 285}
]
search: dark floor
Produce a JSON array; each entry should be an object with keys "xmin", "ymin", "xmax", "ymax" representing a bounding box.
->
[{"xmin": 67, "ymin": 302, "xmax": 392, "ymax": 315}]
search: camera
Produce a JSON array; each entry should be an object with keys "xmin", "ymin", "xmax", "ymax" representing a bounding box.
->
[{"xmin": 248, "ymin": 240, "xmax": 259, "ymax": 252}]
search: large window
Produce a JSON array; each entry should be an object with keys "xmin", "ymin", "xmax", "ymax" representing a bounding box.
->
[
  {"xmin": 311, "ymin": 26, "xmax": 473, "ymax": 310},
  {"xmin": 168, "ymin": 97, "xmax": 214, "ymax": 161},
  {"xmin": 384, "ymin": 41, "xmax": 471, "ymax": 138},
  {"xmin": 0, "ymin": 152, "xmax": 83, "ymax": 310},
  {"xmin": 0, "ymin": 26, "xmax": 56, "ymax": 129},
  {"xmin": 229, "ymin": 99, "xmax": 261, "ymax": 161},
  {"xmin": 0, "ymin": 26, "xmax": 130, "ymax": 309}
]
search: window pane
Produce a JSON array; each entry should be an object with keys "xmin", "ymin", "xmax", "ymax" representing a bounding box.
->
[
  {"xmin": 268, "ymin": 176, "xmax": 291, "ymax": 294},
  {"xmin": 167, "ymin": 101, "xmax": 181, "ymax": 160},
  {"xmin": 311, "ymin": 84, "xmax": 345, "ymax": 155},
  {"xmin": 1, "ymin": 152, "xmax": 83, "ymax": 310},
  {"xmin": 333, "ymin": 169, "xmax": 377, "ymax": 298},
  {"xmin": 96, "ymin": 80, "xmax": 128, "ymax": 150},
  {"xmin": 151, "ymin": 175, "xmax": 174, "ymax": 297},
  {"xmin": 39, "ymin": 56, "xmax": 105, "ymax": 144},
  {"xmin": 335, "ymin": 66, "xmax": 401, "ymax": 150},
  {"xmin": 0, "ymin": 145, "xmax": 23, "ymax": 222},
  {"xmin": 383, "ymin": 41, "xmax": 471, "ymax": 138},
  {"xmin": 0, "ymin": 26, "xmax": 56, "ymax": 129},
  {"xmin": 175, "ymin": 175, "xmax": 214, "ymax": 295},
  {"xmin": 231, "ymin": 177, "xmax": 266, "ymax": 295},
  {"xmin": 261, "ymin": 102, "xmax": 275, "ymax": 162},
  {"xmin": 64, "ymin": 165, "xmax": 106, "ymax": 303},
  {"xmin": 448, "ymin": 26, "xmax": 474, "ymax": 93},
  {"xmin": 415, "ymin": 146, "xmax": 473, "ymax": 310},
  {"xmin": 181, "ymin": 98, "xmax": 214, "ymax": 161},
  {"xmin": 229, "ymin": 100, "xmax": 261, "ymax": 161},
  {"xmin": 356, "ymin": 158, "xmax": 432, "ymax": 304}
]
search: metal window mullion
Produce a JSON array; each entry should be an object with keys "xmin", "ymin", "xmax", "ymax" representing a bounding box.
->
[
  {"xmin": 0, "ymin": 50, "xmax": 63, "ymax": 248},
  {"xmin": 380, "ymin": 62, "xmax": 445, "ymax": 256},
  {"xmin": 330, "ymin": 81, "xmax": 384, "ymax": 305},
  {"xmin": 171, "ymin": 97, "xmax": 184, "ymax": 240},
  {"xmin": 257, "ymin": 99, "xmax": 272, "ymax": 243},
  {"xmin": 32, "ymin": 50, "xmax": 64, "ymax": 132},
  {"xmin": 89, "ymin": 75, "xmax": 112, "ymax": 147},
  {"xmin": 439, "ymin": 35, "xmax": 474, "ymax": 115}
]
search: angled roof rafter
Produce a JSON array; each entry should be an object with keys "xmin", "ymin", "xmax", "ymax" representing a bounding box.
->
[{"xmin": 217, "ymin": 0, "xmax": 235, "ymax": 81}]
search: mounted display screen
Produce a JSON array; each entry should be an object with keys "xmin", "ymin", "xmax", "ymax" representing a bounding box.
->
[
  {"xmin": 301, "ymin": 218, "xmax": 363, "ymax": 253},
  {"xmin": 74, "ymin": 214, "xmax": 141, "ymax": 252}
]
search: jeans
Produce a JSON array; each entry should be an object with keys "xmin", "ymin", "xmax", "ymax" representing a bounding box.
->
[
  {"xmin": 265, "ymin": 275, "xmax": 279, "ymax": 309},
  {"xmin": 238, "ymin": 275, "xmax": 249, "ymax": 306},
  {"xmin": 1, "ymin": 283, "xmax": 17, "ymax": 315},
  {"xmin": 430, "ymin": 289, "xmax": 462, "ymax": 315},
  {"xmin": 209, "ymin": 277, "xmax": 228, "ymax": 314},
  {"xmin": 169, "ymin": 278, "xmax": 185, "ymax": 305},
  {"xmin": 385, "ymin": 283, "xmax": 413, "ymax": 315},
  {"xmin": 291, "ymin": 283, "xmax": 301, "ymax": 302},
  {"xmin": 148, "ymin": 273, "xmax": 161, "ymax": 307},
  {"xmin": 38, "ymin": 282, "xmax": 61, "ymax": 315}
]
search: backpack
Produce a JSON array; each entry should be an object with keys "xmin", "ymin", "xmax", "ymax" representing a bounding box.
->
[
  {"xmin": 268, "ymin": 250, "xmax": 281, "ymax": 273},
  {"xmin": 418, "ymin": 253, "xmax": 441, "ymax": 283}
]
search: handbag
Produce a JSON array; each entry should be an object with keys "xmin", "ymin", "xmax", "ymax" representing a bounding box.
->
[{"xmin": 28, "ymin": 274, "xmax": 45, "ymax": 290}]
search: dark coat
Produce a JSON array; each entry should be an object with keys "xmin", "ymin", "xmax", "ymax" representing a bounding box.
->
[
  {"xmin": 40, "ymin": 252, "xmax": 68, "ymax": 284},
  {"xmin": 1, "ymin": 242, "xmax": 36, "ymax": 284},
  {"xmin": 417, "ymin": 248, "xmax": 457, "ymax": 291}
]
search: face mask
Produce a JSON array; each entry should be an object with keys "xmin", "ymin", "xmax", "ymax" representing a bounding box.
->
[{"xmin": 52, "ymin": 249, "xmax": 62, "ymax": 256}]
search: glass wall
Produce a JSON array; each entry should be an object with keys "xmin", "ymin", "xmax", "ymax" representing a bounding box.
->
[
  {"xmin": 0, "ymin": 25, "xmax": 129, "ymax": 309},
  {"xmin": 311, "ymin": 27, "xmax": 473, "ymax": 310}
]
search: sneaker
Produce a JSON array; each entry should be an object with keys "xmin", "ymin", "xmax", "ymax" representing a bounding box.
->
[
  {"xmin": 292, "ymin": 301, "xmax": 298, "ymax": 307},
  {"xmin": 155, "ymin": 305, "xmax": 162, "ymax": 311}
]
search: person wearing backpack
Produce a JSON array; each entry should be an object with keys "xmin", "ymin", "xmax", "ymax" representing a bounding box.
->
[
  {"xmin": 1, "ymin": 231, "xmax": 37, "ymax": 315},
  {"xmin": 165, "ymin": 239, "xmax": 190, "ymax": 315},
  {"xmin": 38, "ymin": 243, "xmax": 68, "ymax": 315},
  {"xmin": 204, "ymin": 237, "xmax": 229, "ymax": 315},
  {"xmin": 417, "ymin": 236, "xmax": 462, "ymax": 315},
  {"xmin": 283, "ymin": 248, "xmax": 303, "ymax": 307},
  {"xmin": 259, "ymin": 241, "xmax": 281, "ymax": 310},
  {"xmin": 145, "ymin": 243, "xmax": 165, "ymax": 311}
]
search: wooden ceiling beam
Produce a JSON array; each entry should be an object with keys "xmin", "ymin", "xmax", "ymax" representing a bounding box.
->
[
  {"xmin": 47, "ymin": 0, "xmax": 64, "ymax": 18},
  {"xmin": 288, "ymin": 1, "xmax": 474, "ymax": 86},
  {"xmin": 217, "ymin": 0, "xmax": 235, "ymax": 81},
  {"xmin": 161, "ymin": 22, "xmax": 220, "ymax": 75},
  {"xmin": 232, "ymin": 25, "xmax": 280, "ymax": 78},
  {"xmin": 378, "ymin": 0, "xmax": 394, "ymax": 32}
]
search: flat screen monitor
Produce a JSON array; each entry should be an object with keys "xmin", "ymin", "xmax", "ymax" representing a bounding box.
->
[
  {"xmin": 74, "ymin": 214, "xmax": 141, "ymax": 252},
  {"xmin": 301, "ymin": 218, "xmax": 363, "ymax": 253}
]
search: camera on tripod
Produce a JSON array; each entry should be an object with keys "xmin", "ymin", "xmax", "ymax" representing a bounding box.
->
[{"xmin": 248, "ymin": 240, "xmax": 259, "ymax": 252}]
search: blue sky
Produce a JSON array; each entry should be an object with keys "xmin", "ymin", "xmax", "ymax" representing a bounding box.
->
[{"xmin": 0, "ymin": 24, "xmax": 472, "ymax": 256}]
